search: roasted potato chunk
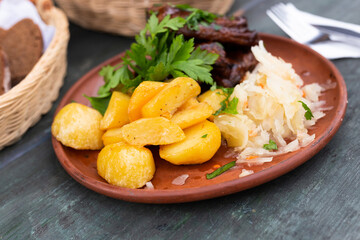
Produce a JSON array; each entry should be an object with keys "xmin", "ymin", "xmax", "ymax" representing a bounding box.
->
[
  {"xmin": 159, "ymin": 120, "xmax": 221, "ymax": 165},
  {"xmin": 122, "ymin": 117, "xmax": 185, "ymax": 146},
  {"xmin": 97, "ymin": 143, "xmax": 155, "ymax": 189},
  {"xmin": 128, "ymin": 81, "xmax": 167, "ymax": 122},
  {"xmin": 142, "ymin": 77, "xmax": 201, "ymax": 119},
  {"xmin": 178, "ymin": 98, "xmax": 199, "ymax": 111},
  {"xmin": 100, "ymin": 91, "xmax": 130, "ymax": 130},
  {"xmin": 198, "ymin": 89, "xmax": 226, "ymax": 114},
  {"xmin": 171, "ymin": 102, "xmax": 213, "ymax": 129},
  {"xmin": 52, "ymin": 103, "xmax": 104, "ymax": 150},
  {"xmin": 102, "ymin": 128, "xmax": 126, "ymax": 146}
]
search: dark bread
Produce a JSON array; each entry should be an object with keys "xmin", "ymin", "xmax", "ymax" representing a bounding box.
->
[
  {"xmin": 0, "ymin": 47, "xmax": 11, "ymax": 95},
  {"xmin": 0, "ymin": 19, "xmax": 43, "ymax": 86}
]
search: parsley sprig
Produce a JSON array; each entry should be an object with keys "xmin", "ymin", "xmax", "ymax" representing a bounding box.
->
[
  {"xmin": 299, "ymin": 101, "xmax": 314, "ymax": 120},
  {"xmin": 212, "ymin": 84, "xmax": 239, "ymax": 116},
  {"xmin": 206, "ymin": 161, "xmax": 236, "ymax": 179},
  {"xmin": 176, "ymin": 4, "xmax": 218, "ymax": 31},
  {"xmin": 86, "ymin": 13, "xmax": 219, "ymax": 114},
  {"xmin": 263, "ymin": 140, "xmax": 278, "ymax": 151}
]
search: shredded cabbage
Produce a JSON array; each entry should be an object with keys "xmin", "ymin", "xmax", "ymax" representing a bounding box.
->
[{"xmin": 214, "ymin": 41, "xmax": 327, "ymax": 165}]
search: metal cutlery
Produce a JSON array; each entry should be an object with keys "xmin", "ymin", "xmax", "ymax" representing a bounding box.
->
[
  {"xmin": 285, "ymin": 3, "xmax": 360, "ymax": 38},
  {"xmin": 266, "ymin": 3, "xmax": 360, "ymax": 59}
]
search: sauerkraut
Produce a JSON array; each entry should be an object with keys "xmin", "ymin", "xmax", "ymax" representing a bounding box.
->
[{"xmin": 214, "ymin": 41, "xmax": 329, "ymax": 165}]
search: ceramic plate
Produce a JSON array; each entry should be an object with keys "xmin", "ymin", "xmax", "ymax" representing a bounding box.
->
[{"xmin": 52, "ymin": 33, "xmax": 347, "ymax": 203}]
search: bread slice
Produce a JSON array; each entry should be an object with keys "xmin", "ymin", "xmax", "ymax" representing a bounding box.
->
[
  {"xmin": 0, "ymin": 19, "xmax": 43, "ymax": 86},
  {"xmin": 0, "ymin": 47, "xmax": 11, "ymax": 95}
]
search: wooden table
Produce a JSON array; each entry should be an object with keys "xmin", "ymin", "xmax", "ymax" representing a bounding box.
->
[{"xmin": 1, "ymin": 0, "xmax": 360, "ymax": 239}]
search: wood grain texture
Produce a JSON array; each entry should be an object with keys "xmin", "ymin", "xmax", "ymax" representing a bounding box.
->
[{"xmin": 1, "ymin": 0, "xmax": 360, "ymax": 239}]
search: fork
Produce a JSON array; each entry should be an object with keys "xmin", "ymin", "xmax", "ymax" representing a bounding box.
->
[
  {"xmin": 266, "ymin": 3, "xmax": 360, "ymax": 59},
  {"xmin": 266, "ymin": 3, "xmax": 329, "ymax": 44}
]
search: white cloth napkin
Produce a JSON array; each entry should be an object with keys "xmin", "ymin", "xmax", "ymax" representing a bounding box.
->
[{"xmin": 0, "ymin": 0, "xmax": 55, "ymax": 52}]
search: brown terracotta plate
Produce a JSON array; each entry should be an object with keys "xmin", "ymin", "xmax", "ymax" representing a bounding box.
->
[{"xmin": 52, "ymin": 33, "xmax": 347, "ymax": 203}]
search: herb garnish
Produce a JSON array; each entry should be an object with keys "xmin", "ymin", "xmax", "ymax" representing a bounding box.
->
[
  {"xmin": 86, "ymin": 13, "xmax": 219, "ymax": 114},
  {"xmin": 206, "ymin": 161, "xmax": 236, "ymax": 179},
  {"xmin": 263, "ymin": 140, "xmax": 278, "ymax": 151},
  {"xmin": 213, "ymin": 24, "xmax": 222, "ymax": 31},
  {"xmin": 176, "ymin": 4, "xmax": 218, "ymax": 31},
  {"xmin": 212, "ymin": 85, "xmax": 239, "ymax": 116},
  {"xmin": 201, "ymin": 134, "xmax": 208, "ymax": 138},
  {"xmin": 83, "ymin": 94, "xmax": 110, "ymax": 115},
  {"xmin": 298, "ymin": 101, "xmax": 314, "ymax": 120}
]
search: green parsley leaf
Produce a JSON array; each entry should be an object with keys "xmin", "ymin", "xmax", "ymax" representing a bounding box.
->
[
  {"xmin": 172, "ymin": 59, "xmax": 214, "ymax": 84},
  {"xmin": 206, "ymin": 161, "xmax": 236, "ymax": 179},
  {"xmin": 210, "ymin": 82, "xmax": 217, "ymax": 91},
  {"xmin": 263, "ymin": 140, "xmax": 278, "ymax": 151},
  {"xmin": 175, "ymin": 4, "xmax": 193, "ymax": 11},
  {"xmin": 147, "ymin": 14, "xmax": 186, "ymax": 36},
  {"xmin": 299, "ymin": 101, "xmax": 314, "ymax": 120},
  {"xmin": 147, "ymin": 62, "xmax": 168, "ymax": 81},
  {"xmin": 213, "ymin": 24, "xmax": 222, "ymax": 31},
  {"xmin": 176, "ymin": 4, "xmax": 218, "ymax": 31},
  {"xmin": 83, "ymin": 94, "xmax": 111, "ymax": 115},
  {"xmin": 201, "ymin": 134, "xmax": 208, "ymax": 138},
  {"xmin": 189, "ymin": 47, "xmax": 218, "ymax": 65},
  {"xmin": 212, "ymin": 87, "xmax": 238, "ymax": 116},
  {"xmin": 88, "ymin": 12, "xmax": 219, "ymax": 111},
  {"xmin": 220, "ymin": 87, "xmax": 234, "ymax": 96},
  {"xmin": 222, "ymin": 97, "xmax": 239, "ymax": 115}
]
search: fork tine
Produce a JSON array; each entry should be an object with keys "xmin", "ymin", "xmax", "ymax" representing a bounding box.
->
[
  {"xmin": 267, "ymin": 3, "xmax": 326, "ymax": 44},
  {"xmin": 267, "ymin": 4, "xmax": 306, "ymax": 42},
  {"xmin": 266, "ymin": 8, "xmax": 301, "ymax": 41}
]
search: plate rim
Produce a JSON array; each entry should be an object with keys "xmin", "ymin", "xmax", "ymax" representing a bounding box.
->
[{"xmin": 52, "ymin": 33, "xmax": 348, "ymax": 204}]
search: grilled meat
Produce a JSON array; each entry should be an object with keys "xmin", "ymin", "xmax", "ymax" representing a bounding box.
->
[
  {"xmin": 151, "ymin": 5, "xmax": 258, "ymax": 46},
  {"xmin": 198, "ymin": 42, "xmax": 257, "ymax": 87}
]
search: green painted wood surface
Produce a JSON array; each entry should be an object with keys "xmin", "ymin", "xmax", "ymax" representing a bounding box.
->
[{"xmin": 1, "ymin": 0, "xmax": 360, "ymax": 239}]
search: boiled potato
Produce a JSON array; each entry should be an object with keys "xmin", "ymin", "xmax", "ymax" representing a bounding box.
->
[
  {"xmin": 171, "ymin": 102, "xmax": 213, "ymax": 129},
  {"xmin": 159, "ymin": 120, "xmax": 221, "ymax": 165},
  {"xmin": 52, "ymin": 103, "xmax": 104, "ymax": 150},
  {"xmin": 142, "ymin": 77, "xmax": 201, "ymax": 119},
  {"xmin": 198, "ymin": 89, "xmax": 226, "ymax": 114},
  {"xmin": 121, "ymin": 117, "xmax": 185, "ymax": 146},
  {"xmin": 102, "ymin": 128, "xmax": 126, "ymax": 146},
  {"xmin": 100, "ymin": 91, "xmax": 130, "ymax": 130},
  {"xmin": 97, "ymin": 143, "xmax": 155, "ymax": 189},
  {"xmin": 128, "ymin": 81, "xmax": 167, "ymax": 122}
]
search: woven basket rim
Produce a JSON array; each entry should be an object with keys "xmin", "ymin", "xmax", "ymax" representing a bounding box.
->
[
  {"xmin": 0, "ymin": 0, "xmax": 68, "ymax": 104},
  {"xmin": 55, "ymin": 0, "xmax": 234, "ymax": 36}
]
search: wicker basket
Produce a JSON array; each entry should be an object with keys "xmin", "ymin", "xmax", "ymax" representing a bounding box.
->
[
  {"xmin": 54, "ymin": 0, "xmax": 234, "ymax": 36},
  {"xmin": 0, "ymin": 0, "xmax": 69, "ymax": 150}
]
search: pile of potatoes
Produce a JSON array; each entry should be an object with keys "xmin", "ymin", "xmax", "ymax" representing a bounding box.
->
[{"xmin": 52, "ymin": 77, "xmax": 227, "ymax": 189}]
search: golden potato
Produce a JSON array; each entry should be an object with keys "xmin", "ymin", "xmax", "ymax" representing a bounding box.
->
[
  {"xmin": 52, "ymin": 103, "xmax": 104, "ymax": 150},
  {"xmin": 97, "ymin": 143, "xmax": 155, "ymax": 189},
  {"xmin": 198, "ymin": 89, "xmax": 227, "ymax": 114},
  {"xmin": 171, "ymin": 102, "xmax": 213, "ymax": 129},
  {"xmin": 178, "ymin": 98, "xmax": 199, "ymax": 111},
  {"xmin": 102, "ymin": 128, "xmax": 126, "ymax": 146},
  {"xmin": 121, "ymin": 117, "xmax": 185, "ymax": 146},
  {"xmin": 142, "ymin": 77, "xmax": 201, "ymax": 119},
  {"xmin": 100, "ymin": 91, "xmax": 130, "ymax": 130},
  {"xmin": 128, "ymin": 81, "xmax": 167, "ymax": 122},
  {"xmin": 159, "ymin": 120, "xmax": 221, "ymax": 165}
]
